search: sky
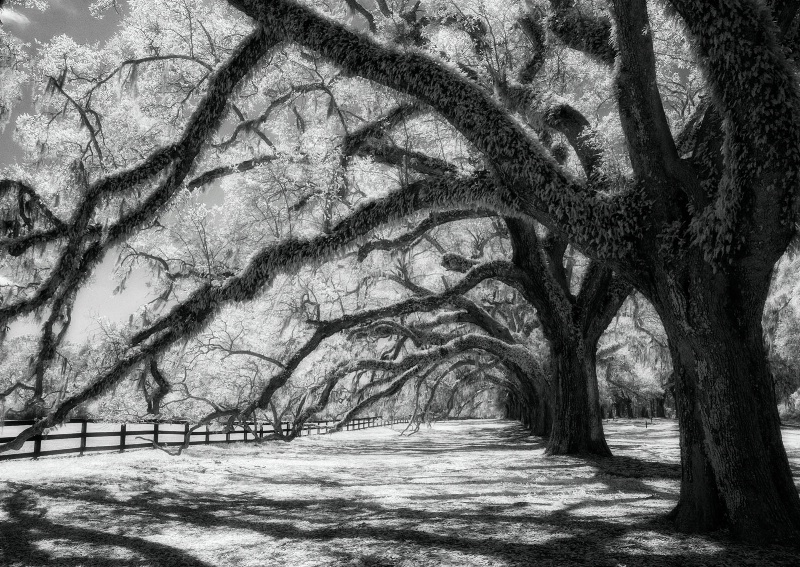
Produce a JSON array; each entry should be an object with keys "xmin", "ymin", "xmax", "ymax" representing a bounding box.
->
[
  {"xmin": 1, "ymin": 0, "xmax": 124, "ymax": 163},
  {"xmin": 1, "ymin": 1, "xmax": 155, "ymax": 342}
]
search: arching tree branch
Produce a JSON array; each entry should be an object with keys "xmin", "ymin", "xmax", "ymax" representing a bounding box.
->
[
  {"xmin": 546, "ymin": 0, "xmax": 615, "ymax": 66},
  {"xmin": 358, "ymin": 210, "xmax": 493, "ymax": 261},
  {"xmin": 0, "ymin": 27, "xmax": 281, "ymax": 332},
  {"xmin": 228, "ymin": 0, "xmax": 648, "ymax": 259}
]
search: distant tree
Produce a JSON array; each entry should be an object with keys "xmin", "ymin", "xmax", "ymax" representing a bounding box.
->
[
  {"xmin": 764, "ymin": 250, "xmax": 800, "ymax": 411},
  {"xmin": 597, "ymin": 293, "xmax": 671, "ymax": 418}
]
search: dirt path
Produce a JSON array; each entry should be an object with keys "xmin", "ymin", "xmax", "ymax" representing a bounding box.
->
[{"xmin": 1, "ymin": 419, "xmax": 798, "ymax": 566}]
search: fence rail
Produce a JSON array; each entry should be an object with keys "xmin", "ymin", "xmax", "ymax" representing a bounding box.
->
[{"xmin": 0, "ymin": 416, "xmax": 411, "ymax": 462}]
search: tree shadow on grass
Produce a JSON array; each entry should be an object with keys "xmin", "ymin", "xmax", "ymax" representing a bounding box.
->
[
  {"xmin": 306, "ymin": 421, "xmax": 543, "ymax": 457},
  {"xmin": 2, "ymin": 420, "xmax": 798, "ymax": 566},
  {"xmin": 0, "ymin": 484, "xmax": 217, "ymax": 567},
  {"xmin": 5, "ymin": 475, "xmax": 799, "ymax": 567},
  {"xmin": 591, "ymin": 454, "xmax": 681, "ymax": 479}
]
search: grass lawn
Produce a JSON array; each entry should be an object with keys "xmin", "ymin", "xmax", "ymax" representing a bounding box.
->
[{"xmin": 1, "ymin": 419, "xmax": 799, "ymax": 566}]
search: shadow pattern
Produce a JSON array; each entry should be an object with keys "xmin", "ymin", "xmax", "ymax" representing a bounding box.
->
[{"xmin": 1, "ymin": 420, "xmax": 798, "ymax": 566}]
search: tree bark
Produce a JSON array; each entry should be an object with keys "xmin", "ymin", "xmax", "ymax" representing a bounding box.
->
[
  {"xmin": 547, "ymin": 336, "xmax": 611, "ymax": 456},
  {"xmin": 505, "ymin": 218, "xmax": 620, "ymax": 456},
  {"xmin": 666, "ymin": 354, "xmax": 725, "ymax": 533},
  {"xmin": 651, "ymin": 270, "xmax": 800, "ymax": 542},
  {"xmin": 651, "ymin": 397, "xmax": 666, "ymax": 418},
  {"xmin": 533, "ymin": 389, "xmax": 552, "ymax": 438},
  {"xmin": 521, "ymin": 376, "xmax": 552, "ymax": 438}
]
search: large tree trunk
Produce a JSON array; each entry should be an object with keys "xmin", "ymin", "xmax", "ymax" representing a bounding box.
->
[
  {"xmin": 547, "ymin": 336, "xmax": 611, "ymax": 456},
  {"xmin": 651, "ymin": 397, "xmax": 665, "ymax": 418},
  {"xmin": 653, "ymin": 273, "xmax": 800, "ymax": 542},
  {"xmin": 666, "ymin": 356, "xmax": 725, "ymax": 533},
  {"xmin": 512, "ymin": 371, "xmax": 551, "ymax": 438},
  {"xmin": 533, "ymin": 390, "xmax": 552, "ymax": 438}
]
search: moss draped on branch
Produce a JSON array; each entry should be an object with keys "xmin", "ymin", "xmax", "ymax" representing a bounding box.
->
[{"xmin": 227, "ymin": 0, "xmax": 649, "ymax": 260}]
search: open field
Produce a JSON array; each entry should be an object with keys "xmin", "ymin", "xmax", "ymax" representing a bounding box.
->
[{"xmin": 1, "ymin": 419, "xmax": 799, "ymax": 566}]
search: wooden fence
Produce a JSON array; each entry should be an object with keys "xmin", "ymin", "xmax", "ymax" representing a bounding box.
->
[{"xmin": 0, "ymin": 416, "xmax": 410, "ymax": 462}]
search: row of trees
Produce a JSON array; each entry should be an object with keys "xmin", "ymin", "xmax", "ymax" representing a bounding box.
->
[{"xmin": 2, "ymin": 0, "xmax": 800, "ymax": 543}]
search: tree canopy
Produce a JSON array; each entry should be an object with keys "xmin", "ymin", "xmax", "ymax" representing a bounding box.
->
[{"xmin": 2, "ymin": 0, "xmax": 800, "ymax": 544}]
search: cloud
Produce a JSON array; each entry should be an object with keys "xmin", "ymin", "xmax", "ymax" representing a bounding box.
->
[
  {"xmin": 0, "ymin": 9, "xmax": 32, "ymax": 27},
  {"xmin": 50, "ymin": 0, "xmax": 80, "ymax": 16}
]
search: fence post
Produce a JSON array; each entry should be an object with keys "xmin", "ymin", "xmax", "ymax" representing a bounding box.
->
[
  {"xmin": 259, "ymin": 424, "xmax": 264, "ymax": 439},
  {"xmin": 184, "ymin": 422, "xmax": 190, "ymax": 447},
  {"xmin": 79, "ymin": 420, "xmax": 87, "ymax": 456},
  {"xmin": 33, "ymin": 434, "xmax": 41, "ymax": 459},
  {"xmin": 153, "ymin": 422, "xmax": 159, "ymax": 446},
  {"xmin": 226, "ymin": 427, "xmax": 230, "ymax": 444},
  {"xmin": 120, "ymin": 423, "xmax": 127, "ymax": 453},
  {"xmin": 205, "ymin": 424, "xmax": 210, "ymax": 445},
  {"xmin": 284, "ymin": 422, "xmax": 290, "ymax": 437},
  {"xmin": 244, "ymin": 423, "xmax": 248, "ymax": 442}
]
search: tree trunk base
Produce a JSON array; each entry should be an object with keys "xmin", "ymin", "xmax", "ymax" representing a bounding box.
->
[{"xmin": 545, "ymin": 435, "xmax": 612, "ymax": 457}]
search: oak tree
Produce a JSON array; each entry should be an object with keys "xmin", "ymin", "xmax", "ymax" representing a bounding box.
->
[{"xmin": 2, "ymin": 0, "xmax": 800, "ymax": 543}]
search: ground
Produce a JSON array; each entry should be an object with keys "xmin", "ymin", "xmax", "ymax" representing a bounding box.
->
[{"xmin": 1, "ymin": 419, "xmax": 799, "ymax": 566}]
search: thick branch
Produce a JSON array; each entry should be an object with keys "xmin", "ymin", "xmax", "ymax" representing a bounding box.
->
[
  {"xmin": 343, "ymin": 0, "xmax": 376, "ymax": 33},
  {"xmin": 228, "ymin": 0, "xmax": 647, "ymax": 259},
  {"xmin": 358, "ymin": 210, "xmax": 492, "ymax": 261},
  {"xmin": 147, "ymin": 358, "xmax": 172, "ymax": 415},
  {"xmin": 497, "ymin": 86, "xmax": 604, "ymax": 181},
  {"xmin": 342, "ymin": 333, "xmax": 538, "ymax": 380},
  {"xmin": 0, "ymin": 180, "xmax": 66, "ymax": 232},
  {"xmin": 0, "ymin": 222, "xmax": 515, "ymax": 454},
  {"xmin": 352, "ymin": 143, "xmax": 457, "ymax": 176},
  {"xmin": 215, "ymin": 81, "xmax": 329, "ymax": 149},
  {"xmin": 669, "ymin": 0, "xmax": 800, "ymax": 263},
  {"xmin": 609, "ymin": 0, "xmax": 681, "ymax": 181},
  {"xmin": 547, "ymin": 1, "xmax": 615, "ymax": 65},
  {"xmin": 576, "ymin": 263, "xmax": 632, "ymax": 344},
  {"xmin": 0, "ymin": 28, "xmax": 279, "ymax": 330},
  {"xmin": 186, "ymin": 155, "xmax": 278, "ymax": 190},
  {"xmin": 131, "ymin": 172, "xmax": 513, "ymax": 347},
  {"xmin": 236, "ymin": 259, "xmax": 521, "ymax": 422},
  {"xmin": 342, "ymin": 103, "xmax": 422, "ymax": 157},
  {"xmin": 440, "ymin": 253, "xmax": 479, "ymax": 273},
  {"xmin": 518, "ymin": 12, "xmax": 547, "ymax": 83}
]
